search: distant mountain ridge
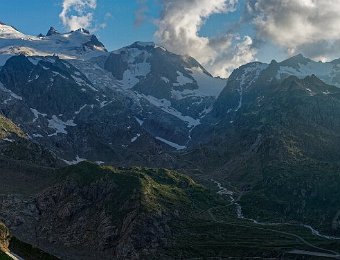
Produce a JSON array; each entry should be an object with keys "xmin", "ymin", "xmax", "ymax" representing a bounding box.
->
[
  {"xmin": 0, "ymin": 25, "xmax": 226, "ymax": 164},
  {"xmin": 3, "ymin": 22, "xmax": 340, "ymax": 259},
  {"xmin": 0, "ymin": 22, "xmax": 107, "ymax": 66},
  {"xmin": 2, "ymin": 24, "xmax": 340, "ymax": 165}
]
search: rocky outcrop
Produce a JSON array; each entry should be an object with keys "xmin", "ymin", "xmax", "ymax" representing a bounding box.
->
[
  {"xmin": 0, "ymin": 221, "xmax": 10, "ymax": 252},
  {"xmin": 0, "ymin": 163, "xmax": 178, "ymax": 259},
  {"xmin": 46, "ymin": 27, "xmax": 59, "ymax": 36}
]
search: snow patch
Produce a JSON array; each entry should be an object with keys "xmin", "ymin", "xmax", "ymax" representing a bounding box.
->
[
  {"xmin": 100, "ymin": 100, "xmax": 111, "ymax": 108},
  {"xmin": 0, "ymin": 83, "xmax": 23, "ymax": 103},
  {"xmin": 28, "ymin": 57, "xmax": 42, "ymax": 65},
  {"xmin": 173, "ymin": 71, "xmax": 193, "ymax": 87},
  {"xmin": 32, "ymin": 133, "xmax": 43, "ymax": 138},
  {"xmin": 306, "ymin": 88, "xmax": 316, "ymax": 96},
  {"xmin": 235, "ymin": 63, "xmax": 268, "ymax": 112},
  {"xmin": 71, "ymin": 75, "xmax": 98, "ymax": 92},
  {"xmin": 135, "ymin": 117, "xmax": 144, "ymax": 126},
  {"xmin": 30, "ymin": 108, "xmax": 47, "ymax": 123},
  {"xmin": 277, "ymin": 61, "xmax": 333, "ymax": 83},
  {"xmin": 75, "ymin": 104, "xmax": 87, "ymax": 115},
  {"xmin": 131, "ymin": 133, "xmax": 141, "ymax": 143},
  {"xmin": 139, "ymin": 94, "xmax": 200, "ymax": 127},
  {"xmin": 48, "ymin": 115, "xmax": 77, "ymax": 136},
  {"xmin": 0, "ymin": 23, "xmax": 106, "ymax": 65},
  {"xmin": 52, "ymin": 71, "xmax": 68, "ymax": 80},
  {"xmin": 118, "ymin": 48, "xmax": 151, "ymax": 89},
  {"xmin": 161, "ymin": 77, "xmax": 170, "ymax": 83},
  {"xmin": 170, "ymin": 67, "xmax": 226, "ymax": 100},
  {"xmin": 189, "ymin": 67, "xmax": 226, "ymax": 97},
  {"xmin": 62, "ymin": 155, "xmax": 86, "ymax": 165},
  {"xmin": 95, "ymin": 161, "xmax": 105, "ymax": 165},
  {"xmin": 155, "ymin": 137, "xmax": 186, "ymax": 150}
]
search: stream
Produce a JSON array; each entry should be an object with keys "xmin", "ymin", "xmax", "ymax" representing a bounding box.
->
[{"xmin": 212, "ymin": 179, "xmax": 340, "ymax": 240}]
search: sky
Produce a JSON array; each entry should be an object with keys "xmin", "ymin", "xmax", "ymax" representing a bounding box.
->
[{"xmin": 1, "ymin": 0, "xmax": 340, "ymax": 77}]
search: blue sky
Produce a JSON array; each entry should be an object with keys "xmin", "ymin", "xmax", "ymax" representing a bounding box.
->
[
  {"xmin": 0, "ymin": 0, "xmax": 254, "ymax": 52},
  {"xmin": 0, "ymin": 0, "xmax": 289, "ymax": 77},
  {"xmin": 1, "ymin": 0, "xmax": 337, "ymax": 77},
  {"xmin": 0, "ymin": 0, "xmax": 158, "ymax": 51}
]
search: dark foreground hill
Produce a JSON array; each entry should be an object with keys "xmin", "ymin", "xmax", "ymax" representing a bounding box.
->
[
  {"xmin": 3, "ymin": 22, "xmax": 340, "ymax": 259},
  {"xmin": 2, "ymin": 157, "xmax": 340, "ymax": 259}
]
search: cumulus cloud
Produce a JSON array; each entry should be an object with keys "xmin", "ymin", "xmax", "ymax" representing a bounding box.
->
[
  {"xmin": 155, "ymin": 0, "xmax": 256, "ymax": 77},
  {"xmin": 246, "ymin": 0, "xmax": 340, "ymax": 59},
  {"xmin": 59, "ymin": 0, "xmax": 97, "ymax": 31}
]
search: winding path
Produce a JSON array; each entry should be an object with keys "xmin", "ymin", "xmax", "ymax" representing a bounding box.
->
[{"xmin": 210, "ymin": 179, "xmax": 340, "ymax": 258}]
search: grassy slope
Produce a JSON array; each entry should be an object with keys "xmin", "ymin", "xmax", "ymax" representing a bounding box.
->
[
  {"xmin": 166, "ymin": 186, "xmax": 340, "ymax": 259},
  {"xmin": 241, "ymin": 159, "xmax": 340, "ymax": 233},
  {"xmin": 1, "ymin": 159, "xmax": 340, "ymax": 258},
  {"xmin": 56, "ymin": 162, "xmax": 216, "ymax": 225},
  {"xmin": 49, "ymin": 162, "xmax": 340, "ymax": 258},
  {"xmin": 0, "ymin": 114, "xmax": 25, "ymax": 139}
]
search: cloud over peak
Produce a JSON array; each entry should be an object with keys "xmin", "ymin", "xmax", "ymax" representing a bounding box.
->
[
  {"xmin": 59, "ymin": 0, "xmax": 97, "ymax": 31},
  {"xmin": 247, "ymin": 0, "xmax": 340, "ymax": 59},
  {"xmin": 154, "ymin": 0, "xmax": 256, "ymax": 78}
]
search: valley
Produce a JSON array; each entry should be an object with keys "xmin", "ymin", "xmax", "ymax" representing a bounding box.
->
[{"xmin": 1, "ymin": 21, "xmax": 340, "ymax": 259}]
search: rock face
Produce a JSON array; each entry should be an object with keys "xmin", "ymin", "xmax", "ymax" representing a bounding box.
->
[
  {"xmin": 0, "ymin": 25, "xmax": 227, "ymax": 161},
  {"xmin": 0, "ymin": 113, "xmax": 61, "ymax": 167},
  {"xmin": 46, "ymin": 27, "xmax": 59, "ymax": 36},
  {"xmin": 187, "ymin": 59, "xmax": 340, "ymax": 234},
  {"xmin": 0, "ymin": 162, "xmax": 211, "ymax": 259},
  {"xmin": 0, "ymin": 23, "xmax": 107, "ymax": 63},
  {"xmin": 0, "ymin": 221, "xmax": 10, "ymax": 252},
  {"xmin": 4, "ymin": 23, "xmax": 340, "ymax": 259},
  {"xmin": 0, "ymin": 41, "xmax": 226, "ymax": 164}
]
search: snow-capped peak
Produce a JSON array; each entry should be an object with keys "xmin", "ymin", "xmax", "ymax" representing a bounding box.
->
[
  {"xmin": 126, "ymin": 41, "xmax": 167, "ymax": 52},
  {"xmin": 73, "ymin": 28, "xmax": 90, "ymax": 35},
  {"xmin": 132, "ymin": 41, "xmax": 156, "ymax": 48},
  {"xmin": 0, "ymin": 23, "xmax": 108, "ymax": 65},
  {"xmin": 0, "ymin": 22, "xmax": 28, "ymax": 39},
  {"xmin": 276, "ymin": 55, "xmax": 338, "ymax": 86},
  {"xmin": 279, "ymin": 53, "xmax": 312, "ymax": 68}
]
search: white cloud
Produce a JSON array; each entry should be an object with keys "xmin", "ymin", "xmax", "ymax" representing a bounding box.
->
[
  {"xmin": 247, "ymin": 0, "xmax": 340, "ymax": 59},
  {"xmin": 155, "ymin": 0, "xmax": 256, "ymax": 78},
  {"xmin": 59, "ymin": 0, "xmax": 97, "ymax": 31}
]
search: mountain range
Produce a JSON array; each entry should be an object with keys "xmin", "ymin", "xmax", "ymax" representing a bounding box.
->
[{"xmin": 2, "ymin": 22, "xmax": 340, "ymax": 259}]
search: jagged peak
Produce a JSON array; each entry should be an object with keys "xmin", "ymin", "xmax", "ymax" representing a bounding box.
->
[
  {"xmin": 330, "ymin": 58, "xmax": 340, "ymax": 65},
  {"xmin": 72, "ymin": 28, "xmax": 90, "ymax": 35},
  {"xmin": 46, "ymin": 27, "xmax": 92, "ymax": 37},
  {"xmin": 83, "ymin": 34, "xmax": 107, "ymax": 52},
  {"xmin": 46, "ymin": 27, "xmax": 59, "ymax": 36},
  {"xmin": 303, "ymin": 74, "xmax": 325, "ymax": 83},
  {"xmin": 282, "ymin": 73, "xmax": 324, "ymax": 85},
  {"xmin": 280, "ymin": 53, "xmax": 312, "ymax": 67},
  {"xmin": 112, "ymin": 41, "xmax": 167, "ymax": 55},
  {"xmin": 129, "ymin": 41, "xmax": 156, "ymax": 49},
  {"xmin": 126, "ymin": 41, "xmax": 167, "ymax": 51},
  {"xmin": 291, "ymin": 53, "xmax": 305, "ymax": 59}
]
